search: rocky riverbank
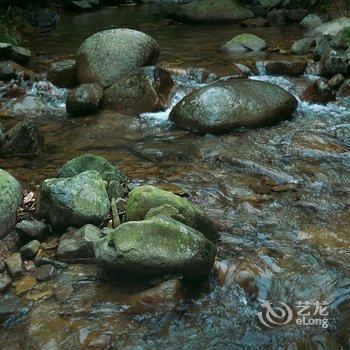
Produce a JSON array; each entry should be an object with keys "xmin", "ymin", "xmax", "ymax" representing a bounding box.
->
[{"xmin": 0, "ymin": 2, "xmax": 349, "ymax": 349}]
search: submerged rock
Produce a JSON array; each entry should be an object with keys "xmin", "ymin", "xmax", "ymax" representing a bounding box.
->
[
  {"xmin": 47, "ymin": 59, "xmax": 77, "ymax": 88},
  {"xmin": 103, "ymin": 66, "xmax": 173, "ymax": 115},
  {"xmin": 36, "ymin": 170, "xmax": 110, "ymax": 230},
  {"xmin": 169, "ymin": 80, "xmax": 298, "ymax": 134},
  {"xmin": 94, "ymin": 216, "xmax": 216, "ymax": 278},
  {"xmin": 76, "ymin": 29, "xmax": 159, "ymax": 87},
  {"xmin": 0, "ymin": 293, "xmax": 25, "ymax": 322},
  {"xmin": 56, "ymin": 224, "xmax": 102, "ymax": 262},
  {"xmin": 163, "ymin": 0, "xmax": 253, "ymax": 23},
  {"xmin": 241, "ymin": 18, "xmax": 270, "ymax": 28},
  {"xmin": 126, "ymin": 185, "xmax": 218, "ymax": 241},
  {"xmin": 0, "ymin": 169, "xmax": 22, "ymax": 237},
  {"xmin": 58, "ymin": 153, "xmax": 126, "ymax": 183},
  {"xmin": 0, "ymin": 43, "xmax": 31, "ymax": 66},
  {"xmin": 0, "ymin": 122, "xmax": 44, "ymax": 156},
  {"xmin": 66, "ymin": 83, "xmax": 103, "ymax": 117},
  {"xmin": 126, "ymin": 279, "xmax": 183, "ymax": 314}
]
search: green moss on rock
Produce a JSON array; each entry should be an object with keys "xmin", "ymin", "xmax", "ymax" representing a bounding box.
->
[
  {"xmin": 126, "ymin": 185, "xmax": 218, "ymax": 241},
  {"xmin": 94, "ymin": 216, "xmax": 216, "ymax": 278}
]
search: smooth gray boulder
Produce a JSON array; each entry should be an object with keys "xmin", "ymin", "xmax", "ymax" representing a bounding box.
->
[
  {"xmin": 94, "ymin": 216, "xmax": 216, "ymax": 278},
  {"xmin": 170, "ymin": 79, "xmax": 298, "ymax": 134},
  {"xmin": 76, "ymin": 29, "xmax": 159, "ymax": 87},
  {"xmin": 0, "ymin": 169, "xmax": 22, "ymax": 237},
  {"xmin": 36, "ymin": 170, "xmax": 110, "ymax": 230}
]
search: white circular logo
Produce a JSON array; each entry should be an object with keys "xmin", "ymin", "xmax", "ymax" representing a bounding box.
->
[{"xmin": 258, "ymin": 300, "xmax": 294, "ymax": 328}]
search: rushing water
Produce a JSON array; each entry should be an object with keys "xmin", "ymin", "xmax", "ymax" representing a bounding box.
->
[{"xmin": 1, "ymin": 4, "xmax": 350, "ymax": 349}]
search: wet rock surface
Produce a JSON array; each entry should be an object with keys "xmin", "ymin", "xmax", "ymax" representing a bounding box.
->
[
  {"xmin": 0, "ymin": 5, "xmax": 350, "ymax": 350},
  {"xmin": 36, "ymin": 170, "xmax": 110, "ymax": 230},
  {"xmin": 103, "ymin": 66, "xmax": 174, "ymax": 115},
  {"xmin": 76, "ymin": 29, "xmax": 159, "ymax": 87},
  {"xmin": 56, "ymin": 224, "xmax": 102, "ymax": 262},
  {"xmin": 126, "ymin": 185, "xmax": 218, "ymax": 241},
  {"xmin": 0, "ymin": 169, "xmax": 22, "ymax": 238},
  {"xmin": 95, "ymin": 216, "xmax": 216, "ymax": 278},
  {"xmin": 170, "ymin": 79, "xmax": 298, "ymax": 133},
  {"xmin": 66, "ymin": 83, "xmax": 103, "ymax": 117},
  {"xmin": 47, "ymin": 59, "xmax": 77, "ymax": 88}
]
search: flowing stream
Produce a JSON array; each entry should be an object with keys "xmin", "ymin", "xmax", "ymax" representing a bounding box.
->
[{"xmin": 0, "ymin": 4, "xmax": 349, "ymax": 349}]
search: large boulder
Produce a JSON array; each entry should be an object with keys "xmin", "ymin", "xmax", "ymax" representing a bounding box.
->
[
  {"xmin": 76, "ymin": 29, "xmax": 159, "ymax": 87},
  {"xmin": 0, "ymin": 169, "xmax": 22, "ymax": 237},
  {"xmin": 163, "ymin": 0, "xmax": 253, "ymax": 23},
  {"xmin": 66, "ymin": 83, "xmax": 103, "ymax": 117},
  {"xmin": 102, "ymin": 66, "xmax": 174, "ymax": 115},
  {"xmin": 94, "ymin": 216, "xmax": 216, "ymax": 278},
  {"xmin": 126, "ymin": 185, "xmax": 218, "ymax": 241},
  {"xmin": 58, "ymin": 153, "xmax": 126, "ymax": 183},
  {"xmin": 169, "ymin": 80, "xmax": 298, "ymax": 134},
  {"xmin": 36, "ymin": 170, "xmax": 110, "ymax": 231}
]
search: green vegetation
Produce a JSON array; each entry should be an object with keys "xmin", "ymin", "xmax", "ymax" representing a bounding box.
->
[{"xmin": 0, "ymin": 7, "xmax": 21, "ymax": 45}]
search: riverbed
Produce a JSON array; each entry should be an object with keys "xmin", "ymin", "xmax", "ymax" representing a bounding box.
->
[{"xmin": 0, "ymin": 3, "xmax": 350, "ymax": 349}]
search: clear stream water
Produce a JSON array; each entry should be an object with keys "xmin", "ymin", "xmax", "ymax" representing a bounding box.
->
[{"xmin": 0, "ymin": 4, "xmax": 350, "ymax": 349}]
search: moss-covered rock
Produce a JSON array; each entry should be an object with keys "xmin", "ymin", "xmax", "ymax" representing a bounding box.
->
[
  {"xmin": 94, "ymin": 216, "xmax": 216, "ymax": 278},
  {"xmin": 126, "ymin": 185, "xmax": 218, "ymax": 241},
  {"xmin": 36, "ymin": 170, "xmax": 110, "ymax": 231},
  {"xmin": 170, "ymin": 79, "xmax": 298, "ymax": 134},
  {"xmin": 164, "ymin": 0, "xmax": 253, "ymax": 23},
  {"xmin": 76, "ymin": 29, "xmax": 159, "ymax": 87},
  {"xmin": 0, "ymin": 169, "xmax": 22, "ymax": 237},
  {"xmin": 58, "ymin": 153, "xmax": 126, "ymax": 184}
]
